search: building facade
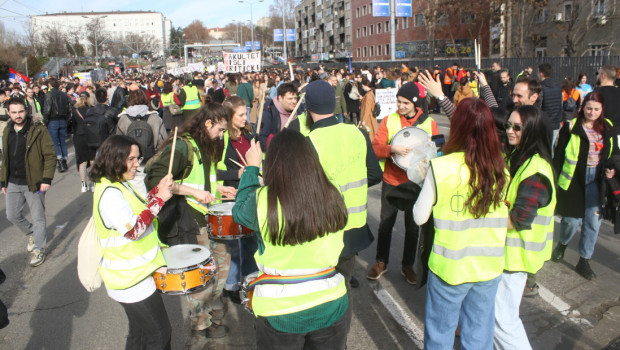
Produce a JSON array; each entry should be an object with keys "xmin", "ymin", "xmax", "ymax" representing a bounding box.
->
[
  {"xmin": 504, "ymin": 0, "xmax": 619, "ymax": 57},
  {"xmin": 295, "ymin": 0, "xmax": 354, "ymax": 61},
  {"xmin": 31, "ymin": 11, "xmax": 172, "ymax": 57}
]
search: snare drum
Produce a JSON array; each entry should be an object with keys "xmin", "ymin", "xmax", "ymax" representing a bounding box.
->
[
  {"xmin": 153, "ymin": 244, "xmax": 216, "ymax": 295},
  {"xmin": 240, "ymin": 271, "xmax": 260, "ymax": 314},
  {"xmin": 206, "ymin": 202, "xmax": 253, "ymax": 240},
  {"xmin": 390, "ymin": 127, "xmax": 431, "ymax": 170}
]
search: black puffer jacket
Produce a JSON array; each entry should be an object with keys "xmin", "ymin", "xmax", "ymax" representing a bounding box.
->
[{"xmin": 540, "ymin": 78, "xmax": 563, "ymax": 130}]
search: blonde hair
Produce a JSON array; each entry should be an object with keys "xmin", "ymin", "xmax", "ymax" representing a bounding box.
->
[{"xmin": 75, "ymin": 96, "xmax": 93, "ymax": 109}]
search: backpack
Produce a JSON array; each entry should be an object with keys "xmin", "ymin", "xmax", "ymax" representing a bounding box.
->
[
  {"xmin": 373, "ymin": 102, "xmax": 382, "ymax": 118},
  {"xmin": 83, "ymin": 107, "xmax": 114, "ymax": 148},
  {"xmin": 126, "ymin": 114, "xmax": 155, "ymax": 161},
  {"xmin": 563, "ymin": 90, "xmax": 577, "ymax": 112}
]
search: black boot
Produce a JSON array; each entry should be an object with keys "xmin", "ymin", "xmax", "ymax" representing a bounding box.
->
[
  {"xmin": 551, "ymin": 243, "xmax": 568, "ymax": 262},
  {"xmin": 59, "ymin": 159, "xmax": 68, "ymax": 173},
  {"xmin": 56, "ymin": 160, "xmax": 62, "ymax": 172},
  {"xmin": 575, "ymin": 257, "xmax": 596, "ymax": 280}
]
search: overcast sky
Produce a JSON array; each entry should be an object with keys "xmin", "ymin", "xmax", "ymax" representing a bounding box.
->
[{"xmin": 0, "ymin": 0, "xmax": 274, "ymax": 33}]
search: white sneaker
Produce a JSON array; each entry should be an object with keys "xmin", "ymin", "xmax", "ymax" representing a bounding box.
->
[
  {"xmin": 30, "ymin": 249, "xmax": 45, "ymax": 267},
  {"xmin": 27, "ymin": 236, "xmax": 35, "ymax": 252},
  {"xmin": 81, "ymin": 182, "xmax": 89, "ymax": 193}
]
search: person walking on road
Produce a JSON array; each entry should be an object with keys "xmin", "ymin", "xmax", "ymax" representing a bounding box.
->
[
  {"xmin": 1, "ymin": 97, "xmax": 56, "ymax": 267},
  {"xmin": 42, "ymin": 77, "xmax": 71, "ymax": 173},
  {"xmin": 90, "ymin": 135, "xmax": 174, "ymax": 350}
]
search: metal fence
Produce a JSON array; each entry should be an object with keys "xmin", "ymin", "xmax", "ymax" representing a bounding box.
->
[{"xmin": 349, "ymin": 56, "xmax": 620, "ymax": 85}]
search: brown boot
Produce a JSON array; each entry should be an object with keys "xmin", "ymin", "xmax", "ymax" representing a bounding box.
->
[{"xmin": 367, "ymin": 261, "xmax": 388, "ymax": 280}]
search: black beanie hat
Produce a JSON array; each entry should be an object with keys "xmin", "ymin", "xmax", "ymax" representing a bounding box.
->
[
  {"xmin": 396, "ymin": 82, "xmax": 420, "ymax": 104},
  {"xmin": 305, "ymin": 80, "xmax": 336, "ymax": 115}
]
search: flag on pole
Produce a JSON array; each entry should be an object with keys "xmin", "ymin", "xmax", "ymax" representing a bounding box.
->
[{"xmin": 9, "ymin": 68, "xmax": 30, "ymax": 84}]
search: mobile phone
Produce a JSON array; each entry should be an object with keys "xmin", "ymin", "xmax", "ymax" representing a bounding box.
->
[{"xmin": 432, "ymin": 134, "xmax": 446, "ymax": 149}]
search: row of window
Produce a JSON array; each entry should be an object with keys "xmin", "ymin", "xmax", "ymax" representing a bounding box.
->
[
  {"xmin": 536, "ymin": 0, "xmax": 607, "ymax": 23},
  {"xmin": 356, "ymin": 44, "xmax": 390, "ymax": 58},
  {"xmin": 355, "ymin": 18, "xmax": 410, "ymax": 38}
]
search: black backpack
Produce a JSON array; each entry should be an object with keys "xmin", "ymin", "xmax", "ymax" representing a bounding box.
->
[
  {"xmin": 563, "ymin": 91, "xmax": 577, "ymax": 112},
  {"xmin": 126, "ymin": 114, "xmax": 155, "ymax": 161},
  {"xmin": 83, "ymin": 107, "xmax": 114, "ymax": 148},
  {"xmin": 373, "ymin": 102, "xmax": 382, "ymax": 118}
]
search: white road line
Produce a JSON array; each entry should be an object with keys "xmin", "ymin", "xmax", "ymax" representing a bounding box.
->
[
  {"xmin": 372, "ymin": 284, "xmax": 425, "ymax": 348},
  {"xmin": 537, "ymin": 284, "xmax": 594, "ymax": 328}
]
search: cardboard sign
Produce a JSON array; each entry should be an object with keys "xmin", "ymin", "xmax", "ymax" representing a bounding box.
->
[
  {"xmin": 375, "ymin": 88, "xmax": 398, "ymax": 120},
  {"xmin": 223, "ymin": 52, "xmax": 261, "ymax": 73}
]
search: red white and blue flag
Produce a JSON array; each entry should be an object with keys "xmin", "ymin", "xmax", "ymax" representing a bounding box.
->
[{"xmin": 9, "ymin": 68, "xmax": 30, "ymax": 83}]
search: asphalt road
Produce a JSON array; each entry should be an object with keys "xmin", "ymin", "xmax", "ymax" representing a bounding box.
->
[{"xmin": 1, "ymin": 117, "xmax": 620, "ymax": 349}]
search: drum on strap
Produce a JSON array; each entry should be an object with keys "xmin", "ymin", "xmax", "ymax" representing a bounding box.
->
[
  {"xmin": 390, "ymin": 126, "xmax": 433, "ymax": 170},
  {"xmin": 206, "ymin": 202, "xmax": 254, "ymax": 240},
  {"xmin": 153, "ymin": 244, "xmax": 216, "ymax": 295}
]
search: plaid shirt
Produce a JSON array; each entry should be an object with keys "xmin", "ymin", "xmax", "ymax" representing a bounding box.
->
[{"xmin": 510, "ymin": 174, "xmax": 551, "ymax": 231}]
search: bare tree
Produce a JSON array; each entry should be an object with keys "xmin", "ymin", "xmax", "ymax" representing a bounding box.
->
[
  {"xmin": 84, "ymin": 17, "xmax": 110, "ymax": 59},
  {"xmin": 41, "ymin": 25, "xmax": 67, "ymax": 57},
  {"xmin": 184, "ymin": 20, "xmax": 211, "ymax": 44}
]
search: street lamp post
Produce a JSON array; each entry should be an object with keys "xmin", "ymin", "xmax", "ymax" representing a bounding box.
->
[
  {"xmin": 239, "ymin": 0, "xmax": 263, "ymax": 51},
  {"xmin": 82, "ymin": 15, "xmax": 107, "ymax": 65}
]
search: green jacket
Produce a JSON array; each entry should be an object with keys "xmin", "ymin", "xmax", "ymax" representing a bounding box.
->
[
  {"xmin": 236, "ymin": 82, "xmax": 254, "ymax": 107},
  {"xmin": 1, "ymin": 117, "xmax": 56, "ymax": 191},
  {"xmin": 334, "ymin": 84, "xmax": 348, "ymax": 115}
]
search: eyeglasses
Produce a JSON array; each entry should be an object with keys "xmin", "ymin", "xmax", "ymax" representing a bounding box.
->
[
  {"xmin": 127, "ymin": 156, "xmax": 143, "ymax": 164},
  {"xmin": 505, "ymin": 122, "xmax": 522, "ymax": 132}
]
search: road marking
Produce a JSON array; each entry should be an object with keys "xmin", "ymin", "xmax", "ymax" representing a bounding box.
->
[
  {"xmin": 537, "ymin": 284, "xmax": 594, "ymax": 328},
  {"xmin": 372, "ymin": 284, "xmax": 425, "ymax": 348}
]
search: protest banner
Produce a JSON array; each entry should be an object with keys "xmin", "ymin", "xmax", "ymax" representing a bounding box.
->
[
  {"xmin": 222, "ymin": 52, "xmax": 261, "ymax": 73},
  {"xmin": 374, "ymin": 88, "xmax": 398, "ymax": 120}
]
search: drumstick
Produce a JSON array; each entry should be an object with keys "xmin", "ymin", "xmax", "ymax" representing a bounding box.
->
[
  {"xmin": 229, "ymin": 158, "xmax": 245, "ymax": 168},
  {"xmin": 214, "ymin": 197, "xmax": 236, "ymax": 201},
  {"xmin": 284, "ymin": 93, "xmax": 306, "ymax": 129},
  {"xmin": 234, "ymin": 148, "xmax": 248, "ymax": 167},
  {"xmin": 167, "ymin": 127, "xmax": 178, "ymax": 176},
  {"xmin": 255, "ymin": 92, "xmax": 266, "ymax": 137}
]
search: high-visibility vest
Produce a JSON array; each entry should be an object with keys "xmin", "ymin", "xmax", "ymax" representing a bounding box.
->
[
  {"xmin": 161, "ymin": 92, "xmax": 175, "ymax": 107},
  {"xmin": 504, "ymin": 154, "xmax": 556, "ymax": 274},
  {"xmin": 562, "ymin": 89, "xmax": 580, "ymax": 102},
  {"xmin": 444, "ymin": 68, "xmax": 455, "ymax": 85},
  {"xmin": 252, "ymin": 188, "xmax": 347, "ymax": 317},
  {"xmin": 429, "ymin": 152, "xmax": 509, "ymax": 285},
  {"xmin": 181, "ymin": 85, "xmax": 200, "ymax": 110},
  {"xmin": 378, "ymin": 112, "xmax": 438, "ymax": 171},
  {"xmin": 93, "ymin": 178, "xmax": 166, "ymax": 290},
  {"xmin": 558, "ymin": 118, "xmax": 613, "ymax": 190},
  {"xmin": 296, "ymin": 112, "xmax": 311, "ymax": 136},
  {"xmin": 177, "ymin": 135, "xmax": 218, "ymax": 214},
  {"xmin": 309, "ymin": 123, "xmax": 368, "ymax": 230}
]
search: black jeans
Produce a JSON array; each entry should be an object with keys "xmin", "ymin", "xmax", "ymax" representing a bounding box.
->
[
  {"xmin": 256, "ymin": 312, "xmax": 348, "ymax": 350},
  {"xmin": 119, "ymin": 291, "xmax": 171, "ymax": 350},
  {"xmin": 376, "ymin": 182, "xmax": 419, "ymax": 267}
]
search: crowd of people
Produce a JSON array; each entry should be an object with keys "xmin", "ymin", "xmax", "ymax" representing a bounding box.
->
[{"xmin": 1, "ymin": 60, "xmax": 620, "ymax": 349}]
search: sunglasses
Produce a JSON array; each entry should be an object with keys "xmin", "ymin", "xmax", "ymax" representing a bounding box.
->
[{"xmin": 505, "ymin": 122, "xmax": 522, "ymax": 132}]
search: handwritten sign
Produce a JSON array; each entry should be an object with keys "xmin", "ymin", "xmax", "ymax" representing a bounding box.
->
[
  {"xmin": 375, "ymin": 88, "xmax": 398, "ymax": 120},
  {"xmin": 223, "ymin": 52, "xmax": 262, "ymax": 73}
]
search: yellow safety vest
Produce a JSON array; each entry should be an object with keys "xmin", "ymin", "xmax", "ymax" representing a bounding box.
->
[
  {"xmin": 93, "ymin": 178, "xmax": 166, "ymax": 290},
  {"xmin": 378, "ymin": 112, "xmax": 436, "ymax": 171},
  {"xmin": 504, "ymin": 154, "xmax": 556, "ymax": 273},
  {"xmin": 309, "ymin": 123, "xmax": 368, "ymax": 230},
  {"xmin": 177, "ymin": 135, "xmax": 218, "ymax": 214},
  {"xmin": 181, "ymin": 85, "xmax": 200, "ymax": 110},
  {"xmin": 429, "ymin": 152, "xmax": 509, "ymax": 285},
  {"xmin": 252, "ymin": 187, "xmax": 347, "ymax": 317},
  {"xmin": 160, "ymin": 92, "xmax": 175, "ymax": 107}
]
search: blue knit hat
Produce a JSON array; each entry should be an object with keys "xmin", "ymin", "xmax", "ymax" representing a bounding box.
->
[{"xmin": 305, "ymin": 80, "xmax": 336, "ymax": 115}]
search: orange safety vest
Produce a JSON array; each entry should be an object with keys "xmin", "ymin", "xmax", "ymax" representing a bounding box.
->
[
  {"xmin": 562, "ymin": 89, "xmax": 580, "ymax": 102},
  {"xmin": 444, "ymin": 67, "xmax": 456, "ymax": 85}
]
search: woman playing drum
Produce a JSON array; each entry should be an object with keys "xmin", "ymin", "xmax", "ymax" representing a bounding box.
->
[
  {"xmin": 233, "ymin": 129, "xmax": 349, "ymax": 350},
  {"xmin": 90, "ymin": 135, "xmax": 174, "ymax": 350}
]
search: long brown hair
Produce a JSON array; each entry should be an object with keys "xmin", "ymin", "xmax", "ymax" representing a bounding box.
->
[
  {"xmin": 262, "ymin": 129, "xmax": 347, "ymax": 246},
  {"xmin": 443, "ymin": 98, "xmax": 507, "ymax": 218},
  {"xmin": 577, "ymin": 91, "xmax": 609, "ymax": 135},
  {"xmin": 222, "ymin": 96, "xmax": 253, "ymax": 135}
]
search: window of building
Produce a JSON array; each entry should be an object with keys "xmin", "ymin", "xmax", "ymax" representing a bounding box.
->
[
  {"xmin": 370, "ymin": 45, "xmax": 374, "ymax": 56},
  {"xmin": 325, "ymin": 7, "xmax": 331, "ymax": 17},
  {"xmin": 593, "ymin": 0, "xmax": 606, "ymax": 16},
  {"xmin": 590, "ymin": 44, "xmax": 609, "ymax": 56},
  {"xmin": 377, "ymin": 22, "xmax": 382, "ymax": 33},
  {"xmin": 356, "ymin": 7, "xmax": 360, "ymax": 18},
  {"xmin": 564, "ymin": 2, "xmax": 573, "ymax": 20},
  {"xmin": 346, "ymin": 18, "xmax": 351, "ymax": 27},
  {"xmin": 357, "ymin": 47, "xmax": 361, "ymax": 57},
  {"xmin": 345, "ymin": 2, "xmax": 350, "ymax": 11},
  {"xmin": 386, "ymin": 20, "xmax": 390, "ymax": 31},
  {"xmin": 378, "ymin": 44, "xmax": 382, "ymax": 56},
  {"xmin": 363, "ymin": 26, "xmax": 367, "ymax": 36},
  {"xmin": 363, "ymin": 46, "xmax": 367, "ymax": 57},
  {"xmin": 395, "ymin": 18, "xmax": 399, "ymax": 30},
  {"xmin": 414, "ymin": 14, "xmax": 425, "ymax": 26},
  {"xmin": 386, "ymin": 43, "xmax": 390, "ymax": 54},
  {"xmin": 370, "ymin": 24, "xmax": 374, "ymax": 35},
  {"xmin": 403, "ymin": 17, "xmax": 409, "ymax": 28},
  {"xmin": 535, "ymin": 47, "xmax": 547, "ymax": 57},
  {"xmin": 461, "ymin": 11, "xmax": 475, "ymax": 24},
  {"xmin": 357, "ymin": 28, "xmax": 360, "ymax": 38},
  {"xmin": 536, "ymin": 7, "xmax": 549, "ymax": 23},
  {"xmin": 363, "ymin": 5, "xmax": 367, "ymax": 16},
  {"xmin": 437, "ymin": 13, "xmax": 448, "ymax": 26}
]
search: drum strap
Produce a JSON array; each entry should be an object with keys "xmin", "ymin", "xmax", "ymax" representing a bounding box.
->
[{"xmin": 247, "ymin": 267, "xmax": 337, "ymax": 290}]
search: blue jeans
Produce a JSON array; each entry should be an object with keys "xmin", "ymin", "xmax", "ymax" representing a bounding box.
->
[
  {"xmin": 335, "ymin": 114, "xmax": 344, "ymax": 123},
  {"xmin": 559, "ymin": 166, "xmax": 602, "ymax": 259},
  {"xmin": 494, "ymin": 272, "xmax": 532, "ymax": 350},
  {"xmin": 47, "ymin": 119, "xmax": 68, "ymax": 159},
  {"xmin": 424, "ymin": 271, "xmax": 501, "ymax": 350},
  {"xmin": 224, "ymin": 235, "xmax": 259, "ymax": 291}
]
